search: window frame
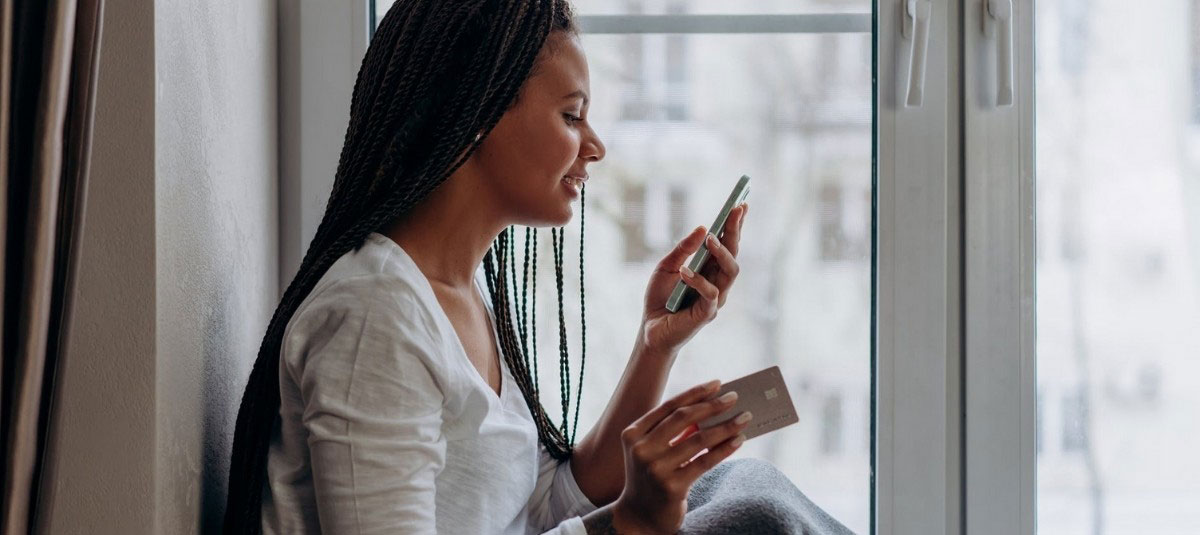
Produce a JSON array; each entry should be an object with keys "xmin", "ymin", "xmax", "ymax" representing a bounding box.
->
[
  {"xmin": 961, "ymin": 0, "xmax": 1037, "ymax": 533},
  {"xmin": 874, "ymin": 0, "xmax": 963, "ymax": 532}
]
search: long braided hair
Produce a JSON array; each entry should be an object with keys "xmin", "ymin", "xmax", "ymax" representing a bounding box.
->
[{"xmin": 223, "ymin": 1, "xmax": 588, "ymax": 532}]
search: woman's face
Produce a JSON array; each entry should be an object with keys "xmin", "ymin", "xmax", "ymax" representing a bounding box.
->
[{"xmin": 470, "ymin": 31, "xmax": 606, "ymax": 227}]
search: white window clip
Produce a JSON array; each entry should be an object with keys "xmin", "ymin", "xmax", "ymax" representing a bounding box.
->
[
  {"xmin": 903, "ymin": 0, "xmax": 932, "ymax": 107},
  {"xmin": 984, "ymin": 0, "xmax": 1015, "ymax": 107}
]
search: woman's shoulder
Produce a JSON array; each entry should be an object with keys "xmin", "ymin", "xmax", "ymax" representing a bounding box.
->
[{"xmin": 285, "ymin": 239, "xmax": 446, "ymax": 352}]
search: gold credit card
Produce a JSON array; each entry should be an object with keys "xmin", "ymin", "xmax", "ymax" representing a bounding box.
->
[{"xmin": 697, "ymin": 365, "xmax": 798, "ymax": 441}]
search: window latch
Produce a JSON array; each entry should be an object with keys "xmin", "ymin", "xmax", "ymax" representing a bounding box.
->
[
  {"xmin": 984, "ymin": 0, "xmax": 1015, "ymax": 107},
  {"xmin": 902, "ymin": 0, "xmax": 932, "ymax": 107}
]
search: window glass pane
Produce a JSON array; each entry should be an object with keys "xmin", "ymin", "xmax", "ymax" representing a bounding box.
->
[
  {"xmin": 1036, "ymin": 0, "xmax": 1200, "ymax": 532},
  {"xmin": 368, "ymin": 3, "xmax": 874, "ymax": 532},
  {"xmin": 533, "ymin": 32, "xmax": 872, "ymax": 533}
]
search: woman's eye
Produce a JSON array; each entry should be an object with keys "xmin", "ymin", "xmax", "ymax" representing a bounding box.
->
[{"xmin": 563, "ymin": 113, "xmax": 582, "ymax": 124}]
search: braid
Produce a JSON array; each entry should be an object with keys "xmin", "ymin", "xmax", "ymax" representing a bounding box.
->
[
  {"xmin": 531, "ymin": 228, "xmax": 540, "ymax": 398},
  {"xmin": 573, "ymin": 185, "xmax": 587, "ymax": 443},
  {"xmin": 223, "ymin": 1, "xmax": 583, "ymax": 532},
  {"xmin": 518, "ymin": 228, "xmax": 532, "ymax": 364}
]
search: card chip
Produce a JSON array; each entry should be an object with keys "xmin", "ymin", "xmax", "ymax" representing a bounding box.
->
[{"xmin": 764, "ymin": 388, "xmax": 778, "ymax": 400}]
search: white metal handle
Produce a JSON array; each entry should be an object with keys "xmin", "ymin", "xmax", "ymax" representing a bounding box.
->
[
  {"xmin": 984, "ymin": 0, "xmax": 1014, "ymax": 106},
  {"xmin": 903, "ymin": 0, "xmax": 931, "ymax": 107}
]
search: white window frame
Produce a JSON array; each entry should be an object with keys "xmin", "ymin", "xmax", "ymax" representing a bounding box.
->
[
  {"xmin": 962, "ymin": 0, "xmax": 1037, "ymax": 533},
  {"xmin": 277, "ymin": 2, "xmax": 1040, "ymax": 534},
  {"xmin": 277, "ymin": 1, "xmax": 371, "ymax": 290},
  {"xmin": 875, "ymin": 0, "xmax": 961, "ymax": 533}
]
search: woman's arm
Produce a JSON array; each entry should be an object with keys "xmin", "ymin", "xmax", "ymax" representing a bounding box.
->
[
  {"xmin": 569, "ymin": 205, "xmax": 748, "ymax": 507},
  {"xmin": 292, "ymin": 280, "xmax": 449, "ymax": 533},
  {"xmin": 568, "ymin": 325, "xmax": 678, "ymax": 505},
  {"xmin": 570, "ymin": 204, "xmax": 748, "ymax": 507}
]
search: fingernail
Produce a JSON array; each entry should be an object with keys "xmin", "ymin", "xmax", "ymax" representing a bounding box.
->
[
  {"xmin": 717, "ymin": 391, "xmax": 738, "ymax": 404},
  {"xmin": 680, "ymin": 266, "xmax": 694, "ymax": 278},
  {"xmin": 706, "ymin": 234, "xmax": 717, "ymax": 247},
  {"xmin": 704, "ymin": 379, "xmax": 721, "ymax": 391},
  {"xmin": 732, "ymin": 434, "xmax": 747, "ymax": 447},
  {"xmin": 734, "ymin": 411, "xmax": 753, "ymax": 425}
]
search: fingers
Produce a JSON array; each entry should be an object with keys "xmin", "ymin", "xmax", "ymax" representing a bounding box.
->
[
  {"xmin": 701, "ymin": 233, "xmax": 740, "ymax": 287},
  {"xmin": 678, "ymin": 432, "xmax": 748, "ymax": 482},
  {"xmin": 656, "ymin": 226, "xmax": 707, "ymax": 274},
  {"xmin": 643, "ymin": 390, "xmax": 740, "ymax": 456},
  {"xmin": 666, "ymin": 410, "xmax": 752, "ymax": 468},
  {"xmin": 679, "ymin": 264, "xmax": 720, "ymax": 305},
  {"xmin": 717, "ymin": 203, "xmax": 748, "ymax": 258},
  {"xmin": 624, "ymin": 380, "xmax": 721, "ymax": 440}
]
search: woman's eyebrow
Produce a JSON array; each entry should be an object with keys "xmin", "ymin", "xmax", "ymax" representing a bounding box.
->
[{"xmin": 562, "ymin": 89, "xmax": 589, "ymax": 106}]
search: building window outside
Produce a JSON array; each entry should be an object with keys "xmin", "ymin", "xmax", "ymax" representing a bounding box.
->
[
  {"xmin": 820, "ymin": 393, "xmax": 844, "ymax": 455},
  {"xmin": 818, "ymin": 181, "xmax": 870, "ymax": 262},
  {"xmin": 621, "ymin": 182, "xmax": 689, "ymax": 263},
  {"xmin": 619, "ymin": 1, "xmax": 689, "ymax": 121},
  {"xmin": 1061, "ymin": 387, "xmax": 1090, "ymax": 453}
]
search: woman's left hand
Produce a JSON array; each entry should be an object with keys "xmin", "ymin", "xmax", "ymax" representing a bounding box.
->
[{"xmin": 638, "ymin": 203, "xmax": 748, "ymax": 354}]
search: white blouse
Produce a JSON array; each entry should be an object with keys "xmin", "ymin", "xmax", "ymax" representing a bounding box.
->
[{"xmin": 261, "ymin": 232, "xmax": 598, "ymax": 534}]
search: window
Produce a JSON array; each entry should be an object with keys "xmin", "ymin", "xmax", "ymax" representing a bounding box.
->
[
  {"xmin": 818, "ymin": 181, "xmax": 871, "ymax": 262},
  {"xmin": 820, "ymin": 393, "xmax": 844, "ymax": 455},
  {"xmin": 618, "ymin": 181, "xmax": 689, "ymax": 263},
  {"xmin": 617, "ymin": 1, "xmax": 690, "ymax": 121},
  {"xmin": 1059, "ymin": 388, "xmax": 1088, "ymax": 453},
  {"xmin": 292, "ymin": 1, "xmax": 964, "ymax": 533},
  {"xmin": 511, "ymin": 2, "xmax": 873, "ymax": 530}
]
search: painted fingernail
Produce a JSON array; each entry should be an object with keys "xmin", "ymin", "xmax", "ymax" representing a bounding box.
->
[
  {"xmin": 732, "ymin": 433, "xmax": 747, "ymax": 447},
  {"xmin": 734, "ymin": 411, "xmax": 753, "ymax": 425},
  {"xmin": 680, "ymin": 266, "xmax": 694, "ymax": 278},
  {"xmin": 717, "ymin": 391, "xmax": 738, "ymax": 404}
]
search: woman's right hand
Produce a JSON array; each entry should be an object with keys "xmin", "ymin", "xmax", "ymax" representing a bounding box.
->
[{"xmin": 610, "ymin": 380, "xmax": 752, "ymax": 534}]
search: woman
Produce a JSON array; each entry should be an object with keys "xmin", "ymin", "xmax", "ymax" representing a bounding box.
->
[{"xmin": 225, "ymin": 1, "xmax": 840, "ymax": 534}]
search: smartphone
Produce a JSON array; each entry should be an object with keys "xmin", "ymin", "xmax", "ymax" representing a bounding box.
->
[{"xmin": 664, "ymin": 174, "xmax": 751, "ymax": 313}]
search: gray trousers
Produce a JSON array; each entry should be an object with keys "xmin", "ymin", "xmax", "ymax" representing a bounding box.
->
[{"xmin": 679, "ymin": 458, "xmax": 856, "ymax": 535}]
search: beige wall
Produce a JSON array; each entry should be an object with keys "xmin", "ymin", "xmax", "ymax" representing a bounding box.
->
[{"xmin": 37, "ymin": 0, "xmax": 278, "ymax": 533}]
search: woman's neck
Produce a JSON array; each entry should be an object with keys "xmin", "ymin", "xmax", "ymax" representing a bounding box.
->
[{"xmin": 381, "ymin": 172, "xmax": 506, "ymax": 291}]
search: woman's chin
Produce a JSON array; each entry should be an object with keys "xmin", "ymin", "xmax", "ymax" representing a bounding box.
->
[
  {"xmin": 514, "ymin": 206, "xmax": 572, "ymax": 229},
  {"xmin": 547, "ymin": 207, "xmax": 574, "ymax": 227}
]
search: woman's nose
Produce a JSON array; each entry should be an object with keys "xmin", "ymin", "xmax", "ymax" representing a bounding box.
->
[{"xmin": 581, "ymin": 127, "xmax": 605, "ymax": 162}]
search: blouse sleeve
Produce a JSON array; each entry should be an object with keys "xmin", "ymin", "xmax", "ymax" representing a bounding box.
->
[
  {"xmin": 525, "ymin": 441, "xmax": 601, "ymax": 535},
  {"xmin": 288, "ymin": 278, "xmax": 447, "ymax": 535}
]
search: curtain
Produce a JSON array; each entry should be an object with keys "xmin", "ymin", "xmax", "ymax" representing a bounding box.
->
[{"xmin": 0, "ymin": 0, "xmax": 103, "ymax": 533}]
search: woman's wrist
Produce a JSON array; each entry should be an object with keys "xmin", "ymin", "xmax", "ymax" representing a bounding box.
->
[{"xmin": 633, "ymin": 326, "xmax": 679, "ymax": 364}]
